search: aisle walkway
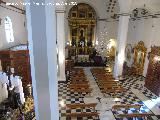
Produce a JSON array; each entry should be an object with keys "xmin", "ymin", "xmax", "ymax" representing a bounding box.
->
[{"xmin": 84, "ymin": 67, "xmax": 116, "ymax": 120}]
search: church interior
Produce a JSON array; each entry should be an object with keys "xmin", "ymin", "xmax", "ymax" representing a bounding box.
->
[{"xmin": 0, "ymin": 0, "xmax": 160, "ymax": 120}]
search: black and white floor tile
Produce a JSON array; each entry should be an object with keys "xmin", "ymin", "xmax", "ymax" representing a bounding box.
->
[{"xmin": 58, "ymin": 67, "xmax": 160, "ymax": 120}]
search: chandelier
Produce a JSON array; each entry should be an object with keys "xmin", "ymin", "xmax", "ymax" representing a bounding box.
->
[{"xmin": 95, "ymin": 28, "xmax": 110, "ymax": 57}]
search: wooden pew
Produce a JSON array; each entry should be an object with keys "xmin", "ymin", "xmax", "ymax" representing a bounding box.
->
[
  {"xmin": 112, "ymin": 104, "xmax": 143, "ymax": 110},
  {"xmin": 112, "ymin": 104, "xmax": 154, "ymax": 119},
  {"xmin": 101, "ymin": 87, "xmax": 126, "ymax": 96},
  {"xmin": 66, "ymin": 112, "xmax": 99, "ymax": 118},
  {"xmin": 70, "ymin": 81, "xmax": 89, "ymax": 84},
  {"xmin": 69, "ymin": 84, "xmax": 89, "ymax": 87},
  {"xmin": 71, "ymin": 79, "xmax": 88, "ymax": 82},
  {"xmin": 98, "ymin": 82, "xmax": 118, "ymax": 86},
  {"xmin": 117, "ymin": 113, "xmax": 153, "ymax": 119},
  {"xmin": 70, "ymin": 87, "xmax": 92, "ymax": 93},
  {"xmin": 66, "ymin": 103, "xmax": 97, "ymax": 109},
  {"xmin": 99, "ymin": 84, "xmax": 119, "ymax": 89},
  {"xmin": 66, "ymin": 103, "xmax": 99, "ymax": 119}
]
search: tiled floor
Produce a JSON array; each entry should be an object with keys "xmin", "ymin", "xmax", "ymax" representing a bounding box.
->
[{"xmin": 58, "ymin": 67, "xmax": 160, "ymax": 120}]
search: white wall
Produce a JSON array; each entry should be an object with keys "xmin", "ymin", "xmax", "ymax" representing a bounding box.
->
[
  {"xmin": 127, "ymin": 17, "xmax": 160, "ymax": 76},
  {"xmin": 0, "ymin": 6, "xmax": 28, "ymax": 50}
]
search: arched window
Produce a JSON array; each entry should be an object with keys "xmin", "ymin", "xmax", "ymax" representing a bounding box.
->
[{"xmin": 5, "ymin": 17, "xmax": 14, "ymax": 42}]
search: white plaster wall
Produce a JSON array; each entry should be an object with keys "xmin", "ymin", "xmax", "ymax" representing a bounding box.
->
[
  {"xmin": 127, "ymin": 17, "xmax": 160, "ymax": 76},
  {"xmin": 152, "ymin": 18, "xmax": 160, "ymax": 46},
  {"xmin": 0, "ymin": 6, "xmax": 28, "ymax": 50},
  {"xmin": 127, "ymin": 19, "xmax": 153, "ymax": 46}
]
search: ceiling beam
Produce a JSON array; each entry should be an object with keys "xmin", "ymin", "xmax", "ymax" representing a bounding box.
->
[{"xmin": 0, "ymin": 0, "xmax": 25, "ymax": 14}]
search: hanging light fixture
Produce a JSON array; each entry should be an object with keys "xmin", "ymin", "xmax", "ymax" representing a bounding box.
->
[{"xmin": 95, "ymin": 27, "xmax": 110, "ymax": 57}]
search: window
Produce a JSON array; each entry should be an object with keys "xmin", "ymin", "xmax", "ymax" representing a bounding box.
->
[{"xmin": 5, "ymin": 17, "xmax": 14, "ymax": 42}]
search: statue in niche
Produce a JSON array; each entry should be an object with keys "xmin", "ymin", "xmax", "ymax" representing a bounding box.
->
[
  {"xmin": 137, "ymin": 51, "xmax": 143, "ymax": 65},
  {"xmin": 87, "ymin": 37, "xmax": 92, "ymax": 47},
  {"xmin": 72, "ymin": 38, "xmax": 77, "ymax": 46},
  {"xmin": 125, "ymin": 44, "xmax": 133, "ymax": 67},
  {"xmin": 78, "ymin": 30, "xmax": 85, "ymax": 47},
  {"xmin": 127, "ymin": 48, "xmax": 131, "ymax": 61}
]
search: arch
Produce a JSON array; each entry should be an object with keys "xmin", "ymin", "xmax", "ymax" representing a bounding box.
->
[
  {"xmin": 67, "ymin": 3, "xmax": 97, "ymax": 56},
  {"xmin": 68, "ymin": 3, "xmax": 97, "ymax": 19},
  {"xmin": 4, "ymin": 16, "xmax": 14, "ymax": 43},
  {"xmin": 67, "ymin": 1, "xmax": 99, "ymax": 18}
]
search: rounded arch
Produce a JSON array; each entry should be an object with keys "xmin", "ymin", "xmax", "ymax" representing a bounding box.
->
[
  {"xmin": 68, "ymin": 3, "xmax": 97, "ymax": 19},
  {"xmin": 67, "ymin": 2, "xmax": 97, "ymax": 53},
  {"xmin": 67, "ymin": 1, "xmax": 99, "ymax": 18},
  {"xmin": 4, "ymin": 16, "xmax": 14, "ymax": 43}
]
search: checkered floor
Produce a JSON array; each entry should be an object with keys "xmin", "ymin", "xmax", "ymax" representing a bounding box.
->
[{"xmin": 58, "ymin": 68, "xmax": 160, "ymax": 120}]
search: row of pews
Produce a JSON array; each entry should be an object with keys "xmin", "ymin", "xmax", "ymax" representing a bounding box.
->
[
  {"xmin": 65, "ymin": 68, "xmax": 99, "ymax": 119},
  {"xmin": 69, "ymin": 68, "xmax": 92, "ymax": 94},
  {"xmin": 91, "ymin": 68, "xmax": 153, "ymax": 120},
  {"xmin": 91, "ymin": 68, "xmax": 126, "ymax": 97}
]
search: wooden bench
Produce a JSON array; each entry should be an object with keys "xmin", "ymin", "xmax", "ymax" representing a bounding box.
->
[
  {"xmin": 66, "ymin": 112, "xmax": 99, "ymax": 118},
  {"xmin": 112, "ymin": 104, "xmax": 154, "ymax": 119},
  {"xmin": 112, "ymin": 104, "xmax": 143, "ymax": 110},
  {"xmin": 66, "ymin": 103, "xmax": 99, "ymax": 119},
  {"xmin": 66, "ymin": 103, "xmax": 97, "ymax": 109},
  {"xmin": 98, "ymin": 79, "xmax": 118, "ymax": 82},
  {"xmin": 70, "ymin": 87, "xmax": 92, "ymax": 93},
  {"xmin": 70, "ymin": 77, "xmax": 86, "ymax": 80},
  {"xmin": 101, "ymin": 87, "xmax": 126, "ymax": 96},
  {"xmin": 70, "ymin": 81, "xmax": 89, "ymax": 84},
  {"xmin": 99, "ymin": 84, "xmax": 119, "ymax": 89},
  {"xmin": 98, "ymin": 82, "xmax": 118, "ymax": 86},
  {"xmin": 71, "ymin": 79, "xmax": 88, "ymax": 82},
  {"xmin": 117, "ymin": 113, "xmax": 153, "ymax": 119}
]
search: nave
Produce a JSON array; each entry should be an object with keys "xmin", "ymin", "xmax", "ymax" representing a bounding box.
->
[{"xmin": 58, "ymin": 67, "xmax": 160, "ymax": 120}]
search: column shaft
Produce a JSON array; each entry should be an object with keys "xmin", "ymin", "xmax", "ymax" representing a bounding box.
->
[
  {"xmin": 56, "ymin": 10, "xmax": 66, "ymax": 81},
  {"xmin": 114, "ymin": 15, "xmax": 130, "ymax": 78},
  {"xmin": 25, "ymin": 0, "xmax": 59, "ymax": 120}
]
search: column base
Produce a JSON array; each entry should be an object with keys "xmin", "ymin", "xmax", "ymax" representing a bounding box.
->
[{"xmin": 58, "ymin": 77, "xmax": 66, "ymax": 82}]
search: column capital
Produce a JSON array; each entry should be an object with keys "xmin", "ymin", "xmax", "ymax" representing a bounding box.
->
[
  {"xmin": 56, "ymin": 10, "xmax": 66, "ymax": 13},
  {"xmin": 117, "ymin": 13, "xmax": 131, "ymax": 17},
  {"xmin": 118, "ymin": 0, "xmax": 133, "ymax": 13}
]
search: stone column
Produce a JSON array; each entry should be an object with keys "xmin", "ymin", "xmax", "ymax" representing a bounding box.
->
[
  {"xmin": 25, "ymin": 0, "xmax": 59, "ymax": 120},
  {"xmin": 114, "ymin": 15, "xmax": 130, "ymax": 78},
  {"xmin": 143, "ymin": 18, "xmax": 155, "ymax": 76},
  {"xmin": 56, "ymin": 9, "xmax": 66, "ymax": 81}
]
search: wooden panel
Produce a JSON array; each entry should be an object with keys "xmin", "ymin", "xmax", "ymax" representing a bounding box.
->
[
  {"xmin": 145, "ymin": 46, "xmax": 160, "ymax": 96},
  {"xmin": 0, "ymin": 50, "xmax": 32, "ymax": 88}
]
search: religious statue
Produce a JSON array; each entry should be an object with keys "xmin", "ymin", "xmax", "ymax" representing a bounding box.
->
[
  {"xmin": 71, "ymin": 38, "xmax": 76, "ymax": 46},
  {"xmin": 78, "ymin": 30, "xmax": 85, "ymax": 47},
  {"xmin": 87, "ymin": 38, "xmax": 92, "ymax": 47}
]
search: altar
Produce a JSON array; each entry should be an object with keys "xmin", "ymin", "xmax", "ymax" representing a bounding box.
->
[{"xmin": 77, "ymin": 55, "xmax": 89, "ymax": 63}]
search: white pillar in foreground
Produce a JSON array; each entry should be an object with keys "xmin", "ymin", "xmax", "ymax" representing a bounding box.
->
[
  {"xmin": 25, "ymin": 0, "xmax": 59, "ymax": 120},
  {"xmin": 56, "ymin": 9, "xmax": 66, "ymax": 81},
  {"xmin": 114, "ymin": 15, "xmax": 130, "ymax": 78}
]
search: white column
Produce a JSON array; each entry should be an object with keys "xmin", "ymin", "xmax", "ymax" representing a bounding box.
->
[
  {"xmin": 25, "ymin": 0, "xmax": 59, "ymax": 120},
  {"xmin": 56, "ymin": 10, "xmax": 66, "ymax": 81},
  {"xmin": 114, "ymin": 15, "xmax": 130, "ymax": 78},
  {"xmin": 143, "ymin": 18, "xmax": 155, "ymax": 77}
]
